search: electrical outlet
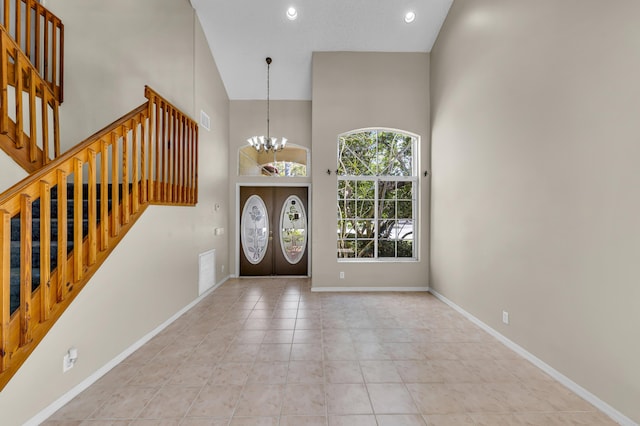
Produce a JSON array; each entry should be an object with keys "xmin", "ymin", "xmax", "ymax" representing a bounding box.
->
[
  {"xmin": 221, "ymin": 264, "xmax": 225, "ymax": 273},
  {"xmin": 339, "ymin": 271, "xmax": 345, "ymax": 279},
  {"xmin": 502, "ymin": 311, "xmax": 509, "ymax": 325}
]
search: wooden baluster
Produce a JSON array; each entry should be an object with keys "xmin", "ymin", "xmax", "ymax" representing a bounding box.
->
[
  {"xmin": 34, "ymin": 5, "xmax": 40, "ymax": 73},
  {"xmin": 0, "ymin": 209, "xmax": 10, "ymax": 372},
  {"xmin": 195, "ymin": 123, "xmax": 199, "ymax": 204},
  {"xmin": 154, "ymin": 100, "xmax": 160, "ymax": 202},
  {"xmin": 186, "ymin": 121, "xmax": 190, "ymax": 204},
  {"xmin": 1, "ymin": 32, "xmax": 8, "ymax": 135},
  {"xmin": 165, "ymin": 108, "xmax": 171, "ymax": 202},
  {"xmin": 41, "ymin": 92, "xmax": 50, "ymax": 163},
  {"xmin": 51, "ymin": 15, "xmax": 57, "ymax": 92},
  {"xmin": 132, "ymin": 120, "xmax": 139, "ymax": 213},
  {"xmin": 3, "ymin": 0, "xmax": 9, "ymax": 32},
  {"xmin": 177, "ymin": 115, "xmax": 183, "ymax": 203},
  {"xmin": 171, "ymin": 108, "xmax": 177, "ymax": 203},
  {"xmin": 168, "ymin": 105, "xmax": 173, "ymax": 202},
  {"xmin": 88, "ymin": 149, "xmax": 97, "ymax": 266},
  {"xmin": 111, "ymin": 133, "xmax": 120, "ymax": 237},
  {"xmin": 182, "ymin": 117, "xmax": 187, "ymax": 203},
  {"xmin": 191, "ymin": 121, "xmax": 196, "ymax": 204},
  {"xmin": 58, "ymin": 21, "xmax": 64, "ymax": 102},
  {"xmin": 40, "ymin": 180, "xmax": 51, "ymax": 321},
  {"xmin": 184, "ymin": 121, "xmax": 189, "ymax": 203},
  {"xmin": 100, "ymin": 140, "xmax": 109, "ymax": 251},
  {"xmin": 15, "ymin": 52, "xmax": 23, "ymax": 148},
  {"xmin": 53, "ymin": 98, "xmax": 60, "ymax": 159},
  {"xmin": 186, "ymin": 121, "xmax": 191, "ymax": 204},
  {"xmin": 25, "ymin": 0, "xmax": 31, "ymax": 62},
  {"xmin": 160, "ymin": 103, "xmax": 167, "ymax": 202},
  {"xmin": 43, "ymin": 12, "xmax": 49, "ymax": 83},
  {"xmin": 15, "ymin": 0, "xmax": 21, "ymax": 48},
  {"xmin": 141, "ymin": 112, "xmax": 148, "ymax": 204},
  {"xmin": 56, "ymin": 170, "xmax": 66, "ymax": 302},
  {"xmin": 122, "ymin": 126, "xmax": 130, "ymax": 225},
  {"xmin": 29, "ymin": 68, "xmax": 37, "ymax": 163},
  {"xmin": 175, "ymin": 115, "xmax": 180, "ymax": 203},
  {"xmin": 176, "ymin": 112, "xmax": 181, "ymax": 202},
  {"xmin": 73, "ymin": 159, "xmax": 83, "ymax": 283},
  {"xmin": 20, "ymin": 194, "xmax": 32, "ymax": 346}
]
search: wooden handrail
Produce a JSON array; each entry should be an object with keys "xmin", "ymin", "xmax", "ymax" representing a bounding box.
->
[
  {"xmin": 1, "ymin": 0, "xmax": 64, "ymax": 102},
  {"xmin": 0, "ymin": 86, "xmax": 198, "ymax": 390},
  {"xmin": 0, "ymin": 25, "xmax": 60, "ymax": 172}
]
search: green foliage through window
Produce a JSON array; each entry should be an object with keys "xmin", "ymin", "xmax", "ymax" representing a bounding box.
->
[{"xmin": 337, "ymin": 129, "xmax": 417, "ymax": 260}]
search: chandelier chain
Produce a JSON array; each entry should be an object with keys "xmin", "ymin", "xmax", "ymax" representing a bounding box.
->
[
  {"xmin": 267, "ymin": 57, "xmax": 270, "ymax": 139},
  {"xmin": 246, "ymin": 56, "xmax": 286, "ymax": 154}
]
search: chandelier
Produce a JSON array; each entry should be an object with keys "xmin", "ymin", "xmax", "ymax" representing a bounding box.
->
[{"xmin": 247, "ymin": 57, "xmax": 287, "ymax": 153}]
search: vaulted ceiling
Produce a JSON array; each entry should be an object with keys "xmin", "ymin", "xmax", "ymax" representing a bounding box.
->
[{"xmin": 190, "ymin": 0, "xmax": 453, "ymax": 100}]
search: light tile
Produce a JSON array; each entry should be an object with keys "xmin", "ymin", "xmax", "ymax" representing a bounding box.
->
[
  {"xmin": 228, "ymin": 417, "xmax": 279, "ymax": 426},
  {"xmin": 234, "ymin": 384, "xmax": 285, "ymax": 417},
  {"xmin": 360, "ymin": 360, "xmax": 403, "ymax": 383},
  {"xmin": 45, "ymin": 279, "xmax": 610, "ymax": 425},
  {"xmin": 281, "ymin": 384, "xmax": 326, "ymax": 416},
  {"xmin": 328, "ymin": 415, "xmax": 377, "ymax": 426},
  {"xmin": 325, "ymin": 361, "xmax": 364, "ymax": 383},
  {"xmin": 288, "ymin": 360, "xmax": 325, "ymax": 383},
  {"xmin": 256, "ymin": 343, "xmax": 292, "ymax": 362},
  {"xmin": 280, "ymin": 416, "xmax": 327, "ymax": 426},
  {"xmin": 137, "ymin": 385, "xmax": 199, "ymax": 419},
  {"xmin": 89, "ymin": 386, "xmax": 157, "ymax": 419},
  {"xmin": 376, "ymin": 414, "xmax": 426, "ymax": 426},
  {"xmin": 186, "ymin": 384, "xmax": 242, "ymax": 418},
  {"xmin": 325, "ymin": 384, "xmax": 373, "ymax": 414},
  {"xmin": 247, "ymin": 362, "xmax": 289, "ymax": 384},
  {"xmin": 208, "ymin": 362, "xmax": 251, "ymax": 385},
  {"xmin": 367, "ymin": 383, "xmax": 419, "ymax": 414}
]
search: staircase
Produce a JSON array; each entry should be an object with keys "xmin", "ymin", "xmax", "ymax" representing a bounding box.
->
[
  {"xmin": 9, "ymin": 184, "xmax": 116, "ymax": 313},
  {"xmin": 0, "ymin": 0, "xmax": 199, "ymax": 391}
]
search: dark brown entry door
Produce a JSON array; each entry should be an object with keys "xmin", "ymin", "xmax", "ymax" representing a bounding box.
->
[{"xmin": 240, "ymin": 186, "xmax": 309, "ymax": 276}]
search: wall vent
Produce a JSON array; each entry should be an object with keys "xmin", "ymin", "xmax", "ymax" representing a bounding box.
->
[
  {"xmin": 198, "ymin": 249, "xmax": 216, "ymax": 295},
  {"xmin": 200, "ymin": 110, "xmax": 211, "ymax": 131}
]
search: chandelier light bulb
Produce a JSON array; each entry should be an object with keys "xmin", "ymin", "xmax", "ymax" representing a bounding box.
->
[{"xmin": 286, "ymin": 7, "xmax": 298, "ymax": 21}]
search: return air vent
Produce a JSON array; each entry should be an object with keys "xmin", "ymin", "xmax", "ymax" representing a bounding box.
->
[{"xmin": 200, "ymin": 110, "xmax": 211, "ymax": 131}]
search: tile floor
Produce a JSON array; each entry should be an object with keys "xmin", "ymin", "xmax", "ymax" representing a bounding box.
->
[{"xmin": 44, "ymin": 278, "xmax": 616, "ymax": 425}]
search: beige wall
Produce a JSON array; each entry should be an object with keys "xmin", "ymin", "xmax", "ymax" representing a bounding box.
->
[
  {"xmin": 229, "ymin": 100, "xmax": 312, "ymax": 276},
  {"xmin": 430, "ymin": 0, "xmax": 640, "ymax": 422},
  {"xmin": 0, "ymin": 1, "xmax": 230, "ymax": 424},
  {"xmin": 311, "ymin": 52, "xmax": 430, "ymax": 289},
  {"xmin": 0, "ymin": 154, "xmax": 27, "ymax": 193}
]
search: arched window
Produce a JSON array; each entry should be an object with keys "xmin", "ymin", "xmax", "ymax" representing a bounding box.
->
[
  {"xmin": 238, "ymin": 144, "xmax": 308, "ymax": 177},
  {"xmin": 337, "ymin": 129, "xmax": 418, "ymax": 260}
]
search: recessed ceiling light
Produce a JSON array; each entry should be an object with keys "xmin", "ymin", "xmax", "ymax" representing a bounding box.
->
[
  {"xmin": 404, "ymin": 11, "xmax": 416, "ymax": 24},
  {"xmin": 286, "ymin": 7, "xmax": 298, "ymax": 21}
]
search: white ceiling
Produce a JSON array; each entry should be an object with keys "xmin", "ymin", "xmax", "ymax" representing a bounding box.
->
[{"xmin": 190, "ymin": 0, "xmax": 453, "ymax": 100}]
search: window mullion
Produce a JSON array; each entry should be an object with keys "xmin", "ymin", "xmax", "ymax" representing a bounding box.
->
[{"xmin": 374, "ymin": 177, "xmax": 379, "ymax": 259}]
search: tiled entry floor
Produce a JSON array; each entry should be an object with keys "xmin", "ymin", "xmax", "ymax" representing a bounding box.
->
[{"xmin": 44, "ymin": 278, "xmax": 615, "ymax": 425}]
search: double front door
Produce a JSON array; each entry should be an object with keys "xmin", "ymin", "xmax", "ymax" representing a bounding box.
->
[{"xmin": 239, "ymin": 186, "xmax": 308, "ymax": 276}]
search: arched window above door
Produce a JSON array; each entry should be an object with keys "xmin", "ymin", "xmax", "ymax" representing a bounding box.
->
[{"xmin": 238, "ymin": 144, "xmax": 309, "ymax": 177}]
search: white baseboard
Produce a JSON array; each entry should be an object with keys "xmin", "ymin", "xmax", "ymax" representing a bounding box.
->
[
  {"xmin": 312, "ymin": 286, "xmax": 429, "ymax": 292},
  {"xmin": 429, "ymin": 289, "xmax": 637, "ymax": 426},
  {"xmin": 27, "ymin": 275, "xmax": 231, "ymax": 426}
]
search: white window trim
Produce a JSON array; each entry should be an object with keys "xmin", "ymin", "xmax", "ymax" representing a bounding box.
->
[{"xmin": 336, "ymin": 128, "xmax": 420, "ymax": 262}]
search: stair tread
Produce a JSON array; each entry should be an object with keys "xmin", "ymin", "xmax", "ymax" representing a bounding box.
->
[{"xmin": 8, "ymin": 183, "xmax": 116, "ymax": 315}]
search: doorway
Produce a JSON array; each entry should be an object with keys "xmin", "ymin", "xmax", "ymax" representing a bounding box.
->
[{"xmin": 239, "ymin": 186, "xmax": 309, "ymax": 276}]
